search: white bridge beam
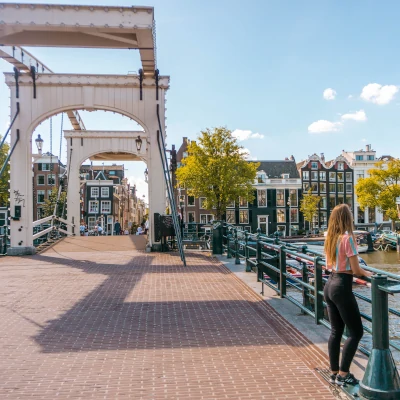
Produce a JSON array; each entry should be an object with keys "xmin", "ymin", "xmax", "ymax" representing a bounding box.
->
[{"xmin": 0, "ymin": 3, "xmax": 156, "ymax": 76}]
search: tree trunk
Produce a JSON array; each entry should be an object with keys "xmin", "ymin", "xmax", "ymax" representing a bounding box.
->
[{"xmin": 392, "ymin": 219, "xmax": 396, "ymax": 231}]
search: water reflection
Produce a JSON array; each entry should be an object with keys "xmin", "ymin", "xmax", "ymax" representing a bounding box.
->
[{"xmin": 361, "ymin": 251, "xmax": 400, "ymax": 273}]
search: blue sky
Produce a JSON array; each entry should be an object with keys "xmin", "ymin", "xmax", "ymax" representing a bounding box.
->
[{"xmin": 1, "ymin": 0, "xmax": 400, "ymax": 199}]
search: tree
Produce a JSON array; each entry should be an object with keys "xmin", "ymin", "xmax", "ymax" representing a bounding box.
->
[
  {"xmin": 0, "ymin": 136, "xmax": 10, "ymax": 207},
  {"xmin": 355, "ymin": 159, "xmax": 400, "ymax": 230},
  {"xmin": 175, "ymin": 127, "xmax": 259, "ymax": 220},
  {"xmin": 42, "ymin": 187, "xmax": 67, "ymax": 218},
  {"xmin": 300, "ymin": 189, "xmax": 321, "ymax": 231}
]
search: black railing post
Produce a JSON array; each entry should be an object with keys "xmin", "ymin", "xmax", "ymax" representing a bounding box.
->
[
  {"xmin": 227, "ymin": 231, "xmax": 232, "ymax": 259},
  {"xmin": 279, "ymin": 246, "xmax": 287, "ymax": 299},
  {"xmin": 301, "ymin": 261, "xmax": 311, "ymax": 314},
  {"xmin": 245, "ymin": 230, "xmax": 251, "ymax": 272},
  {"xmin": 360, "ymin": 274, "xmax": 400, "ymax": 400},
  {"xmin": 256, "ymin": 229, "xmax": 263, "ymax": 295},
  {"xmin": 313, "ymin": 256, "xmax": 323, "ymax": 324},
  {"xmin": 234, "ymin": 228, "xmax": 240, "ymax": 265}
]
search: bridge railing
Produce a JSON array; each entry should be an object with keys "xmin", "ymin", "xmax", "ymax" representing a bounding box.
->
[{"xmin": 220, "ymin": 222, "xmax": 400, "ymax": 398}]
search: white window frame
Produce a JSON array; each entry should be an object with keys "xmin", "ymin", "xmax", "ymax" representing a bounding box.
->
[
  {"xmin": 89, "ymin": 200, "xmax": 99, "ymax": 214},
  {"xmin": 289, "ymin": 189, "xmax": 298, "ymax": 207},
  {"xmin": 101, "ymin": 187, "xmax": 109, "ymax": 198},
  {"xmin": 282, "ymin": 173, "xmax": 289, "ymax": 179},
  {"xmin": 302, "ymin": 171, "xmax": 309, "ymax": 180},
  {"xmin": 37, "ymin": 190, "xmax": 45, "ymax": 204},
  {"xmin": 320, "ymin": 182, "xmax": 326, "ymax": 193},
  {"xmin": 319, "ymin": 171, "xmax": 326, "ymax": 181},
  {"xmin": 277, "ymin": 209, "xmax": 286, "ymax": 223},
  {"xmin": 226, "ymin": 209, "xmax": 236, "ymax": 224},
  {"xmin": 239, "ymin": 209, "xmax": 249, "ymax": 224},
  {"xmin": 88, "ymin": 216, "xmax": 96, "ymax": 230},
  {"xmin": 276, "ymin": 189, "xmax": 285, "ymax": 207},
  {"xmin": 101, "ymin": 200, "xmax": 111, "ymax": 214},
  {"xmin": 41, "ymin": 163, "xmax": 50, "ymax": 171},
  {"xmin": 239, "ymin": 197, "xmax": 248, "ymax": 208},
  {"xmin": 187, "ymin": 211, "xmax": 196, "ymax": 223},
  {"xmin": 37, "ymin": 175, "xmax": 45, "ymax": 185},
  {"xmin": 226, "ymin": 200, "xmax": 235, "ymax": 208},
  {"xmin": 337, "ymin": 162, "xmax": 344, "ymax": 170},
  {"xmin": 257, "ymin": 189, "xmax": 267, "ymax": 207},
  {"xmin": 199, "ymin": 197, "xmax": 206, "ymax": 209},
  {"xmin": 187, "ymin": 195, "xmax": 195, "ymax": 206},
  {"xmin": 346, "ymin": 183, "xmax": 352, "ymax": 193},
  {"xmin": 200, "ymin": 214, "xmax": 213, "ymax": 224},
  {"xmin": 91, "ymin": 187, "xmax": 99, "ymax": 198},
  {"xmin": 311, "ymin": 171, "xmax": 318, "ymax": 181},
  {"xmin": 311, "ymin": 162, "xmax": 318, "ymax": 169},
  {"xmin": 290, "ymin": 208, "xmax": 299, "ymax": 223},
  {"xmin": 329, "ymin": 172, "xmax": 336, "ymax": 182},
  {"xmin": 47, "ymin": 174, "xmax": 56, "ymax": 185}
]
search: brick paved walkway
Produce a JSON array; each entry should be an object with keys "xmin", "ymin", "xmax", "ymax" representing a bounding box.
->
[{"xmin": 0, "ymin": 239, "xmax": 334, "ymax": 399}]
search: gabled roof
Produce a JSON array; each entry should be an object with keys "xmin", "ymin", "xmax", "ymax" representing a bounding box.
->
[
  {"xmin": 250, "ymin": 160, "xmax": 300, "ymax": 179},
  {"xmin": 94, "ymin": 171, "xmax": 107, "ymax": 181}
]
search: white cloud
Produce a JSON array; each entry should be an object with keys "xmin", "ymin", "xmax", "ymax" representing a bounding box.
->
[
  {"xmin": 360, "ymin": 83, "xmax": 398, "ymax": 105},
  {"xmin": 341, "ymin": 109, "xmax": 367, "ymax": 121},
  {"xmin": 308, "ymin": 120, "xmax": 342, "ymax": 134},
  {"xmin": 239, "ymin": 147, "xmax": 258, "ymax": 160},
  {"xmin": 361, "ymin": 138, "xmax": 367, "ymax": 142},
  {"xmin": 323, "ymin": 88, "xmax": 337, "ymax": 100},
  {"xmin": 127, "ymin": 176, "xmax": 148, "ymax": 203},
  {"xmin": 348, "ymin": 95, "xmax": 353, "ymax": 99},
  {"xmin": 232, "ymin": 129, "xmax": 264, "ymax": 141}
]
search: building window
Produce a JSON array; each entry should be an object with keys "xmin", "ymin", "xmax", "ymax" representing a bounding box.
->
[
  {"xmin": 329, "ymin": 183, "xmax": 336, "ymax": 192},
  {"xmin": 311, "ymin": 161, "xmax": 318, "ymax": 169},
  {"xmin": 257, "ymin": 190, "xmax": 267, "ymax": 207},
  {"xmin": 290, "ymin": 208, "xmax": 298, "ymax": 223},
  {"xmin": 346, "ymin": 183, "xmax": 352, "ymax": 193},
  {"xmin": 356, "ymin": 155, "xmax": 363, "ymax": 161},
  {"xmin": 337, "ymin": 162, "xmax": 344, "ymax": 170},
  {"xmin": 183, "ymin": 152, "xmax": 188, "ymax": 158},
  {"xmin": 358, "ymin": 208, "xmax": 365, "ymax": 223},
  {"xmin": 91, "ymin": 187, "xmax": 99, "ymax": 198},
  {"xmin": 337, "ymin": 183, "xmax": 344, "ymax": 193},
  {"xmin": 37, "ymin": 175, "xmax": 45, "ymax": 185},
  {"xmin": 187, "ymin": 211, "xmax": 195, "ymax": 223},
  {"xmin": 0, "ymin": 212, "xmax": 6, "ymax": 227},
  {"xmin": 320, "ymin": 196, "xmax": 327, "ymax": 209},
  {"xmin": 200, "ymin": 214, "xmax": 214, "ymax": 224},
  {"xmin": 346, "ymin": 172, "xmax": 352, "ymax": 182},
  {"xmin": 289, "ymin": 189, "xmax": 298, "ymax": 207},
  {"xmin": 368, "ymin": 155, "xmax": 375, "ymax": 161},
  {"xmin": 109, "ymin": 171, "xmax": 115, "ymax": 175},
  {"xmin": 276, "ymin": 189, "xmax": 285, "ymax": 206},
  {"xmin": 199, "ymin": 198, "xmax": 206, "ymax": 209},
  {"xmin": 47, "ymin": 174, "xmax": 56, "ymax": 185},
  {"xmin": 329, "ymin": 195, "xmax": 336, "ymax": 209},
  {"xmin": 226, "ymin": 200, "xmax": 235, "ymax": 208},
  {"xmin": 302, "ymin": 171, "xmax": 309, "ymax": 180},
  {"xmin": 320, "ymin": 182, "xmax": 326, "ymax": 193},
  {"xmin": 345, "ymin": 197, "xmax": 352, "ymax": 210},
  {"xmin": 311, "ymin": 182, "xmax": 318, "ymax": 192},
  {"xmin": 319, "ymin": 171, "xmax": 326, "ymax": 181},
  {"xmin": 320, "ymin": 211, "xmax": 328, "ymax": 227},
  {"xmin": 311, "ymin": 171, "xmax": 318, "ymax": 181},
  {"xmin": 47, "ymin": 190, "xmax": 52, "ymax": 198},
  {"xmin": 383, "ymin": 210, "xmax": 390, "ymax": 222},
  {"xmin": 39, "ymin": 163, "xmax": 51, "ymax": 171},
  {"xmin": 226, "ymin": 210, "xmax": 236, "ymax": 224},
  {"xmin": 101, "ymin": 187, "xmax": 109, "ymax": 197},
  {"xmin": 37, "ymin": 190, "xmax": 45, "ymax": 204},
  {"xmin": 89, "ymin": 200, "xmax": 99, "ymax": 214},
  {"xmin": 257, "ymin": 173, "xmax": 267, "ymax": 183},
  {"xmin": 282, "ymin": 173, "xmax": 289, "ymax": 179},
  {"xmin": 329, "ymin": 172, "xmax": 336, "ymax": 182},
  {"xmin": 101, "ymin": 201, "xmax": 111, "ymax": 214},
  {"xmin": 88, "ymin": 217, "xmax": 96, "ymax": 229},
  {"xmin": 239, "ymin": 197, "xmax": 248, "ymax": 208},
  {"xmin": 303, "ymin": 183, "xmax": 310, "ymax": 191},
  {"xmin": 337, "ymin": 172, "xmax": 344, "ymax": 181},
  {"xmin": 178, "ymin": 195, "xmax": 185, "ymax": 207},
  {"xmin": 337, "ymin": 195, "xmax": 344, "ymax": 205},
  {"xmin": 277, "ymin": 209, "xmax": 286, "ymax": 223},
  {"xmin": 357, "ymin": 173, "xmax": 365, "ymax": 180},
  {"xmin": 368, "ymin": 207, "xmax": 376, "ymax": 224},
  {"xmin": 239, "ymin": 210, "xmax": 249, "ymax": 224},
  {"xmin": 188, "ymin": 196, "xmax": 195, "ymax": 206}
]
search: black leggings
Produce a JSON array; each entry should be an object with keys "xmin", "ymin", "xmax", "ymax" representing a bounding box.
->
[{"xmin": 323, "ymin": 273, "xmax": 363, "ymax": 372}]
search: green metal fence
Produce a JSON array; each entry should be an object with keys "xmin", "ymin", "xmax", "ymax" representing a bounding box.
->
[{"xmin": 221, "ymin": 222, "xmax": 400, "ymax": 399}]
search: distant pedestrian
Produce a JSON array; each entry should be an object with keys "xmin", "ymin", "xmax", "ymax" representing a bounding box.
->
[
  {"xmin": 323, "ymin": 204, "xmax": 372, "ymax": 386},
  {"xmin": 114, "ymin": 220, "xmax": 121, "ymax": 236}
]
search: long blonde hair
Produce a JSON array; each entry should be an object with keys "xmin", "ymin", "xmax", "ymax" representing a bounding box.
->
[{"xmin": 324, "ymin": 204, "xmax": 354, "ymax": 265}]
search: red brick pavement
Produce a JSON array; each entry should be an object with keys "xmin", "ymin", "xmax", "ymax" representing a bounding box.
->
[{"xmin": 0, "ymin": 243, "xmax": 334, "ymax": 399}]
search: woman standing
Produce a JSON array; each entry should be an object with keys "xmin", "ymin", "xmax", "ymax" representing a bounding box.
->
[{"xmin": 323, "ymin": 204, "xmax": 372, "ymax": 386}]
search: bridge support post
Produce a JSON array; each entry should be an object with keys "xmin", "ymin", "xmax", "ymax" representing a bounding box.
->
[{"xmin": 359, "ymin": 275, "xmax": 400, "ymax": 400}]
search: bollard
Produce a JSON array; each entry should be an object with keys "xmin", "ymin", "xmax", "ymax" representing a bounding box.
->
[
  {"xmin": 302, "ymin": 261, "xmax": 311, "ymax": 313},
  {"xmin": 227, "ymin": 232, "xmax": 232, "ymax": 259},
  {"xmin": 313, "ymin": 256, "xmax": 323, "ymax": 324},
  {"xmin": 244, "ymin": 231, "xmax": 251, "ymax": 272},
  {"xmin": 279, "ymin": 246, "xmax": 286, "ymax": 298},
  {"xmin": 359, "ymin": 275, "xmax": 400, "ymax": 400},
  {"xmin": 234, "ymin": 229, "xmax": 240, "ymax": 265}
]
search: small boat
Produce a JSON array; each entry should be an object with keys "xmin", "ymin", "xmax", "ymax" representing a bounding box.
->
[{"xmin": 381, "ymin": 232, "xmax": 398, "ymax": 246}]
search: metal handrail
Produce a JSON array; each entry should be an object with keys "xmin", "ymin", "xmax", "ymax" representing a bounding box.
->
[
  {"xmin": 1, "ymin": 102, "xmax": 19, "ymax": 151},
  {"xmin": 0, "ymin": 129, "xmax": 19, "ymax": 180},
  {"xmin": 221, "ymin": 222, "xmax": 400, "ymax": 359}
]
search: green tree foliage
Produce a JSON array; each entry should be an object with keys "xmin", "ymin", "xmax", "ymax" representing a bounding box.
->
[
  {"xmin": 42, "ymin": 187, "xmax": 67, "ymax": 218},
  {"xmin": 176, "ymin": 127, "xmax": 260, "ymax": 220},
  {"xmin": 0, "ymin": 136, "xmax": 10, "ymax": 207},
  {"xmin": 300, "ymin": 189, "xmax": 321, "ymax": 230},
  {"xmin": 356, "ymin": 159, "xmax": 400, "ymax": 230}
]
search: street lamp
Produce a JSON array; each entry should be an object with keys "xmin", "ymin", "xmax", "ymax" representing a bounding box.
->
[
  {"xmin": 35, "ymin": 134, "xmax": 44, "ymax": 154},
  {"xmin": 135, "ymin": 136, "xmax": 142, "ymax": 152},
  {"xmin": 144, "ymin": 168, "xmax": 148, "ymax": 183},
  {"xmin": 287, "ymin": 198, "xmax": 291, "ymax": 237}
]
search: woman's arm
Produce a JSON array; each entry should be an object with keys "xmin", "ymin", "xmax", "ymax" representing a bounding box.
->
[{"xmin": 349, "ymin": 255, "xmax": 373, "ymax": 277}]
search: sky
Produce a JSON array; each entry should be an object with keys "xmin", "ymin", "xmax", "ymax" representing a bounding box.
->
[{"xmin": 1, "ymin": 0, "xmax": 400, "ymax": 201}]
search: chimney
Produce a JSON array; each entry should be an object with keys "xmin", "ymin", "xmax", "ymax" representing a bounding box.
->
[
  {"xmin": 183, "ymin": 137, "xmax": 188, "ymax": 144},
  {"xmin": 366, "ymin": 144, "xmax": 371, "ymax": 151},
  {"xmin": 289, "ymin": 155, "xmax": 295, "ymax": 161},
  {"xmin": 320, "ymin": 153, "xmax": 325, "ymax": 162}
]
